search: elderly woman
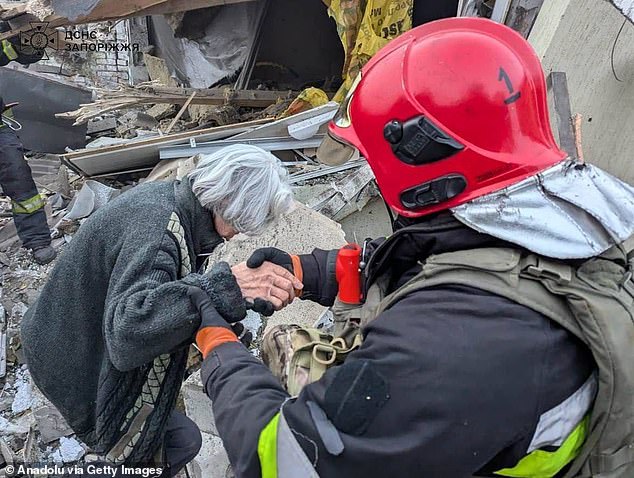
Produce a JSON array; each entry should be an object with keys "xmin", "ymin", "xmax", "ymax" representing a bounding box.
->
[{"xmin": 21, "ymin": 145, "xmax": 300, "ymax": 476}]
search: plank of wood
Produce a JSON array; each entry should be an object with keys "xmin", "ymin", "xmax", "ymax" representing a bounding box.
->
[
  {"xmin": 58, "ymin": 88, "xmax": 296, "ymax": 125},
  {"xmin": 63, "ymin": 0, "xmax": 168, "ymax": 23},
  {"xmin": 62, "ymin": 118, "xmax": 269, "ymax": 176},
  {"xmin": 114, "ymin": 88, "xmax": 293, "ymax": 108},
  {"xmin": 0, "ymin": 0, "xmax": 256, "ymax": 35},
  {"xmin": 164, "ymin": 91, "xmax": 196, "ymax": 135},
  {"xmin": 137, "ymin": 0, "xmax": 256, "ymax": 16},
  {"xmin": 0, "ymin": 3, "xmax": 27, "ymax": 20}
]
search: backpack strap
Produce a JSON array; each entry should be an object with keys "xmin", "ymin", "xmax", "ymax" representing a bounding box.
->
[{"xmin": 376, "ymin": 248, "xmax": 582, "ymax": 338}]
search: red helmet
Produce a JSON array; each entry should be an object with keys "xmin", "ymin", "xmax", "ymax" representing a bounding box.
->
[{"xmin": 323, "ymin": 17, "xmax": 567, "ymax": 218}]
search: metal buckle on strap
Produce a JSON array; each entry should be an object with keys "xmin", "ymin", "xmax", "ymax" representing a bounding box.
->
[
  {"xmin": 522, "ymin": 256, "xmax": 573, "ymax": 284},
  {"xmin": 312, "ymin": 344, "xmax": 337, "ymax": 365}
]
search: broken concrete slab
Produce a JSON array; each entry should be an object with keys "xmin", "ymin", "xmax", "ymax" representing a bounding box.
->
[
  {"xmin": 147, "ymin": 103, "xmax": 177, "ymax": 121},
  {"xmin": 182, "ymin": 372, "xmax": 217, "ymax": 436},
  {"xmin": 339, "ymin": 197, "xmax": 392, "ymax": 243},
  {"xmin": 49, "ymin": 436, "xmax": 85, "ymax": 464},
  {"xmin": 144, "ymin": 54, "xmax": 180, "ymax": 87},
  {"xmin": 306, "ymin": 165, "xmax": 377, "ymax": 221},
  {"xmin": 32, "ymin": 405, "xmax": 74, "ymax": 443},
  {"xmin": 209, "ymin": 202, "xmax": 346, "ymax": 332},
  {"xmin": 187, "ymin": 432, "xmax": 231, "ymax": 478},
  {"xmin": 11, "ymin": 367, "xmax": 34, "ymax": 415},
  {"xmin": 64, "ymin": 180, "xmax": 118, "ymax": 221},
  {"xmin": 87, "ymin": 117, "xmax": 117, "ymax": 135}
]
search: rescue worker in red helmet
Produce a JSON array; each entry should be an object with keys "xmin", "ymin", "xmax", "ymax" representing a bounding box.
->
[{"xmin": 191, "ymin": 18, "xmax": 634, "ymax": 478}]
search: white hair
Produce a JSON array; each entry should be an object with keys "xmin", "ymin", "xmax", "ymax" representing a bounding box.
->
[{"xmin": 188, "ymin": 144, "xmax": 293, "ymax": 235}]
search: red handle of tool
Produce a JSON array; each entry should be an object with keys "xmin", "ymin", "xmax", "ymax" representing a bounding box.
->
[{"xmin": 336, "ymin": 243, "xmax": 362, "ymax": 304}]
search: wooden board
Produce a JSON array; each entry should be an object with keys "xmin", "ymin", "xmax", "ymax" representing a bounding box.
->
[
  {"xmin": 63, "ymin": 118, "xmax": 269, "ymax": 176},
  {"xmin": 137, "ymin": 0, "xmax": 256, "ymax": 16}
]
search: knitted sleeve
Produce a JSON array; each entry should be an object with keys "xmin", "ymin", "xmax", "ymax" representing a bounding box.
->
[{"xmin": 103, "ymin": 230, "xmax": 202, "ymax": 372}]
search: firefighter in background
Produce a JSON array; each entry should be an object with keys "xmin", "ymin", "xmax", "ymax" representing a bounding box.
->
[{"xmin": 0, "ymin": 25, "xmax": 55, "ymax": 264}]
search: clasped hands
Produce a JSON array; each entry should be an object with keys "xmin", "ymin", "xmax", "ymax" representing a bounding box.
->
[
  {"xmin": 231, "ymin": 247, "xmax": 302, "ymax": 315},
  {"xmin": 189, "ymin": 248, "xmax": 301, "ymax": 354}
]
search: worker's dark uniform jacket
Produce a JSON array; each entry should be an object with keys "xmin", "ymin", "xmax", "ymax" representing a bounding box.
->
[{"xmin": 200, "ymin": 215, "xmax": 595, "ymax": 477}]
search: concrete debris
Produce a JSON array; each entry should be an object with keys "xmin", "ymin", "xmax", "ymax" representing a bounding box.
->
[
  {"xmin": 182, "ymin": 372, "xmax": 231, "ymax": 478},
  {"xmin": 32, "ymin": 405, "xmax": 74, "ymax": 444},
  {"xmin": 87, "ymin": 117, "xmax": 117, "ymax": 135},
  {"xmin": 0, "ymin": 436, "xmax": 16, "ymax": 466},
  {"xmin": 147, "ymin": 103, "xmax": 178, "ymax": 122},
  {"xmin": 49, "ymin": 436, "xmax": 86, "ymax": 464},
  {"xmin": 306, "ymin": 164, "xmax": 377, "ymax": 221},
  {"xmin": 11, "ymin": 368, "xmax": 34, "ymax": 415},
  {"xmin": 144, "ymin": 54, "xmax": 180, "ymax": 88},
  {"xmin": 189, "ymin": 433, "xmax": 231, "ymax": 478},
  {"xmin": 0, "ymin": 415, "xmax": 31, "ymax": 437},
  {"xmin": 182, "ymin": 373, "xmax": 218, "ymax": 436},
  {"xmin": 64, "ymin": 180, "xmax": 118, "ymax": 221}
]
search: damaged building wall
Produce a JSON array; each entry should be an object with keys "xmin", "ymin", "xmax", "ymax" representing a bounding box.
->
[
  {"xmin": 530, "ymin": 0, "xmax": 634, "ymax": 183},
  {"xmin": 34, "ymin": 21, "xmax": 132, "ymax": 86}
]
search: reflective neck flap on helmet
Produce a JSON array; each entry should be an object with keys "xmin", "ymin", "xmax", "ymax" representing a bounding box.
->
[{"xmin": 451, "ymin": 161, "xmax": 634, "ymax": 259}]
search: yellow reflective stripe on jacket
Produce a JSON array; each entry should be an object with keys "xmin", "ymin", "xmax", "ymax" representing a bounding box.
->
[
  {"xmin": 12, "ymin": 194, "xmax": 46, "ymax": 214},
  {"xmin": 495, "ymin": 416, "xmax": 589, "ymax": 478},
  {"xmin": 2, "ymin": 39, "xmax": 18, "ymax": 60},
  {"xmin": 257, "ymin": 409, "xmax": 320, "ymax": 478},
  {"xmin": 258, "ymin": 413, "xmax": 281, "ymax": 478}
]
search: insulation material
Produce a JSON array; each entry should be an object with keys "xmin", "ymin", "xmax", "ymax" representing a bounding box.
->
[
  {"xmin": 611, "ymin": 0, "xmax": 634, "ymax": 21},
  {"xmin": 325, "ymin": 0, "xmax": 413, "ymax": 101},
  {"xmin": 150, "ymin": 2, "xmax": 261, "ymax": 89}
]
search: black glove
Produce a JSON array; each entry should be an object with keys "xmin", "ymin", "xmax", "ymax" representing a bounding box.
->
[
  {"xmin": 188, "ymin": 288, "xmax": 253, "ymax": 351},
  {"xmin": 247, "ymin": 247, "xmax": 293, "ymax": 272},
  {"xmin": 198, "ymin": 261, "xmax": 246, "ymax": 323},
  {"xmin": 246, "ymin": 297, "xmax": 275, "ymax": 318}
]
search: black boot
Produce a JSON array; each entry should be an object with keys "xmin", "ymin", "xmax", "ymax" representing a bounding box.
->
[{"xmin": 32, "ymin": 245, "xmax": 56, "ymax": 265}]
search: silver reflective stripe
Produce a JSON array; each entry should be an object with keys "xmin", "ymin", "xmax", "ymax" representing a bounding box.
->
[
  {"xmin": 452, "ymin": 161, "xmax": 634, "ymax": 259},
  {"xmin": 277, "ymin": 411, "xmax": 320, "ymax": 478},
  {"xmin": 527, "ymin": 374, "xmax": 597, "ymax": 453}
]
